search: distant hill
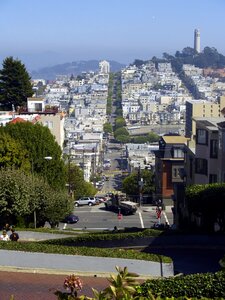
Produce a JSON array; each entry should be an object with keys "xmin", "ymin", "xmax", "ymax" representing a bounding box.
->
[{"xmin": 31, "ymin": 60, "xmax": 126, "ymax": 80}]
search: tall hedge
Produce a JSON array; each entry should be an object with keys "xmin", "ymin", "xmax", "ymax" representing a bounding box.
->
[{"xmin": 185, "ymin": 183, "xmax": 225, "ymax": 232}]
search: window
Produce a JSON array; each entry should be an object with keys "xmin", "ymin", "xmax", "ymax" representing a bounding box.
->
[
  {"xmin": 210, "ymin": 139, "xmax": 218, "ymax": 158},
  {"xmin": 196, "ymin": 129, "xmax": 208, "ymax": 145},
  {"xmin": 209, "ymin": 174, "xmax": 217, "ymax": 183},
  {"xmin": 173, "ymin": 168, "xmax": 177, "ymax": 177},
  {"xmin": 173, "ymin": 147, "xmax": 184, "ymax": 158},
  {"xmin": 44, "ymin": 121, "xmax": 53, "ymax": 129},
  {"xmin": 34, "ymin": 103, "xmax": 42, "ymax": 111},
  {"xmin": 172, "ymin": 165, "xmax": 184, "ymax": 180},
  {"xmin": 195, "ymin": 158, "xmax": 208, "ymax": 175}
]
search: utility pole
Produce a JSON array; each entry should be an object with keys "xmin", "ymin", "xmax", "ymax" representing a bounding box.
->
[
  {"xmin": 31, "ymin": 158, "xmax": 36, "ymax": 229},
  {"xmin": 138, "ymin": 165, "xmax": 143, "ymax": 207},
  {"xmin": 68, "ymin": 146, "xmax": 72, "ymax": 196}
]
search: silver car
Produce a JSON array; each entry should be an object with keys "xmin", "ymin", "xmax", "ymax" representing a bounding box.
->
[{"xmin": 74, "ymin": 197, "xmax": 99, "ymax": 207}]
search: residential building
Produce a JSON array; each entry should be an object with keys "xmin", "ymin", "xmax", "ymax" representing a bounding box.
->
[
  {"xmin": 176, "ymin": 117, "xmax": 225, "ymax": 230},
  {"xmin": 185, "ymin": 96, "xmax": 225, "ymax": 139},
  {"xmin": 99, "ymin": 60, "xmax": 110, "ymax": 74},
  {"xmin": 39, "ymin": 113, "xmax": 65, "ymax": 149},
  {"xmin": 154, "ymin": 135, "xmax": 189, "ymax": 206}
]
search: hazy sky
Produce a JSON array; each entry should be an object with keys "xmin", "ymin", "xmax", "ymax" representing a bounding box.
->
[{"xmin": 0, "ymin": 0, "xmax": 224, "ymax": 70}]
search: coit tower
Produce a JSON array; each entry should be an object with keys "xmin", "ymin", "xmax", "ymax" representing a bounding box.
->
[{"xmin": 194, "ymin": 29, "xmax": 200, "ymax": 53}]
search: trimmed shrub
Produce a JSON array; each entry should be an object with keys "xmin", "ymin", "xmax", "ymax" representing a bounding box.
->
[
  {"xmin": 0, "ymin": 241, "xmax": 171, "ymax": 263},
  {"xmin": 137, "ymin": 271, "xmax": 225, "ymax": 299}
]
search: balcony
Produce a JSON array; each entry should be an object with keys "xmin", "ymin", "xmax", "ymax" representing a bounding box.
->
[{"xmin": 19, "ymin": 106, "xmax": 59, "ymax": 114}]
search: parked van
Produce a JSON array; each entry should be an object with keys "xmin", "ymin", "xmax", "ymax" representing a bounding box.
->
[
  {"xmin": 119, "ymin": 201, "xmax": 138, "ymax": 215},
  {"xmin": 105, "ymin": 199, "xmax": 137, "ymax": 215}
]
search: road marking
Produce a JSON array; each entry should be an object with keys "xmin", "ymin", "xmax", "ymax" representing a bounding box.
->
[
  {"xmin": 63, "ymin": 223, "xmax": 67, "ymax": 229},
  {"xmin": 139, "ymin": 212, "xmax": 144, "ymax": 228},
  {"xmin": 162, "ymin": 211, "xmax": 170, "ymax": 225}
]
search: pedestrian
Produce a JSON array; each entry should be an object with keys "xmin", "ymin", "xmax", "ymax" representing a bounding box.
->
[
  {"xmin": 3, "ymin": 223, "xmax": 11, "ymax": 232},
  {"xmin": 156, "ymin": 207, "xmax": 162, "ymax": 225},
  {"xmin": 0, "ymin": 230, "xmax": 10, "ymax": 241},
  {"xmin": 10, "ymin": 228, "xmax": 19, "ymax": 242},
  {"xmin": 113, "ymin": 226, "xmax": 118, "ymax": 232}
]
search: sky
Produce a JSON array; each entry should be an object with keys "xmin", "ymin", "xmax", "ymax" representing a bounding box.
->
[{"xmin": 0, "ymin": 0, "xmax": 225, "ymax": 71}]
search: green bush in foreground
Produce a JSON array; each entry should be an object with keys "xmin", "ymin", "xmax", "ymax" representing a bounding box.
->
[
  {"xmin": 138, "ymin": 271, "xmax": 225, "ymax": 299},
  {"xmin": 54, "ymin": 267, "xmax": 225, "ymax": 299}
]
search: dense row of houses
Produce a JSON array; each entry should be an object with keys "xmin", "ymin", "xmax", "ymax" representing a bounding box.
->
[
  {"xmin": 121, "ymin": 62, "xmax": 225, "ymax": 230},
  {"xmin": 1, "ymin": 59, "xmax": 225, "ymax": 230},
  {"xmin": 153, "ymin": 97, "xmax": 225, "ymax": 230}
]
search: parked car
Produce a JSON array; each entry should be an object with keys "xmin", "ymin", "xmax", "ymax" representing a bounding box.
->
[
  {"xmin": 62, "ymin": 214, "xmax": 79, "ymax": 224},
  {"xmin": 74, "ymin": 197, "xmax": 99, "ymax": 207}
]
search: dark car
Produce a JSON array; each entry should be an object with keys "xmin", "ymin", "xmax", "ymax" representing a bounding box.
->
[{"xmin": 62, "ymin": 214, "xmax": 79, "ymax": 224}]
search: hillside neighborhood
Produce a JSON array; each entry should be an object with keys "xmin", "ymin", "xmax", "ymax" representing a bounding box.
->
[{"xmin": 1, "ymin": 58, "xmax": 225, "ymax": 231}]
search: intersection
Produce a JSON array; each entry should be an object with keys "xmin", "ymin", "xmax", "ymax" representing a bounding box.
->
[{"xmin": 60, "ymin": 203, "xmax": 174, "ymax": 231}]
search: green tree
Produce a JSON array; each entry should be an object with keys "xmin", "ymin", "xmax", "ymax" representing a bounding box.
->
[
  {"xmin": 0, "ymin": 122, "xmax": 66, "ymax": 189},
  {"xmin": 40, "ymin": 187, "xmax": 73, "ymax": 228},
  {"xmin": 0, "ymin": 132, "xmax": 30, "ymax": 171},
  {"xmin": 131, "ymin": 59, "xmax": 147, "ymax": 67},
  {"xmin": 103, "ymin": 122, "xmax": 113, "ymax": 134},
  {"xmin": 147, "ymin": 132, "xmax": 159, "ymax": 143},
  {"xmin": 114, "ymin": 127, "xmax": 129, "ymax": 138},
  {"xmin": 0, "ymin": 56, "xmax": 33, "ymax": 110},
  {"xmin": 68, "ymin": 163, "xmax": 97, "ymax": 199},
  {"xmin": 0, "ymin": 168, "xmax": 72, "ymax": 228},
  {"xmin": 0, "ymin": 168, "xmax": 33, "ymax": 226},
  {"xmin": 122, "ymin": 172, "xmax": 139, "ymax": 197},
  {"xmin": 114, "ymin": 117, "xmax": 126, "ymax": 130},
  {"xmin": 122, "ymin": 169, "xmax": 155, "ymax": 197},
  {"xmin": 116, "ymin": 135, "xmax": 130, "ymax": 143},
  {"xmin": 115, "ymin": 108, "xmax": 123, "ymax": 116}
]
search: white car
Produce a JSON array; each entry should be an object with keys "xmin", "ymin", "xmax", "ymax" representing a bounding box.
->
[{"xmin": 74, "ymin": 197, "xmax": 99, "ymax": 207}]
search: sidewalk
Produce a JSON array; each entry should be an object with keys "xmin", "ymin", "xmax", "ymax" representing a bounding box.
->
[{"xmin": 0, "ymin": 270, "xmax": 110, "ymax": 300}]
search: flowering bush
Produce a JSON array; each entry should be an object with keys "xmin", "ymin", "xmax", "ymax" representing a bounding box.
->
[
  {"xmin": 64, "ymin": 274, "xmax": 83, "ymax": 294},
  {"xmin": 55, "ymin": 274, "xmax": 83, "ymax": 299}
]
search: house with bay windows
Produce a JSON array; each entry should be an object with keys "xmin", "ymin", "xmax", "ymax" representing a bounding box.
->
[
  {"xmin": 154, "ymin": 135, "xmax": 189, "ymax": 207},
  {"xmin": 188, "ymin": 117, "xmax": 225, "ymax": 185}
]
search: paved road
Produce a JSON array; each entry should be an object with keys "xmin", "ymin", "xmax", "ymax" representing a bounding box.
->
[
  {"xmin": 60, "ymin": 204, "xmax": 174, "ymax": 230},
  {"xmin": 147, "ymin": 247, "xmax": 225, "ymax": 275},
  {"xmin": 0, "ymin": 248, "xmax": 172, "ymax": 277}
]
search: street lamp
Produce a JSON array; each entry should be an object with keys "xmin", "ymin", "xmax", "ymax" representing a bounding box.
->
[{"xmin": 138, "ymin": 164, "xmax": 143, "ymax": 207}]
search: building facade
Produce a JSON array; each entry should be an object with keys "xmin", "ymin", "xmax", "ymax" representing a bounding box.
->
[{"xmin": 154, "ymin": 135, "xmax": 189, "ymax": 206}]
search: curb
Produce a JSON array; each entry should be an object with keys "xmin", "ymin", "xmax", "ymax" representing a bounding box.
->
[{"xmin": 0, "ymin": 266, "xmax": 155, "ymax": 280}]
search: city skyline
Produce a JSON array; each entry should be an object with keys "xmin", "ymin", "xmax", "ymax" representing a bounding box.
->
[{"xmin": 0, "ymin": 0, "xmax": 224, "ymax": 70}]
